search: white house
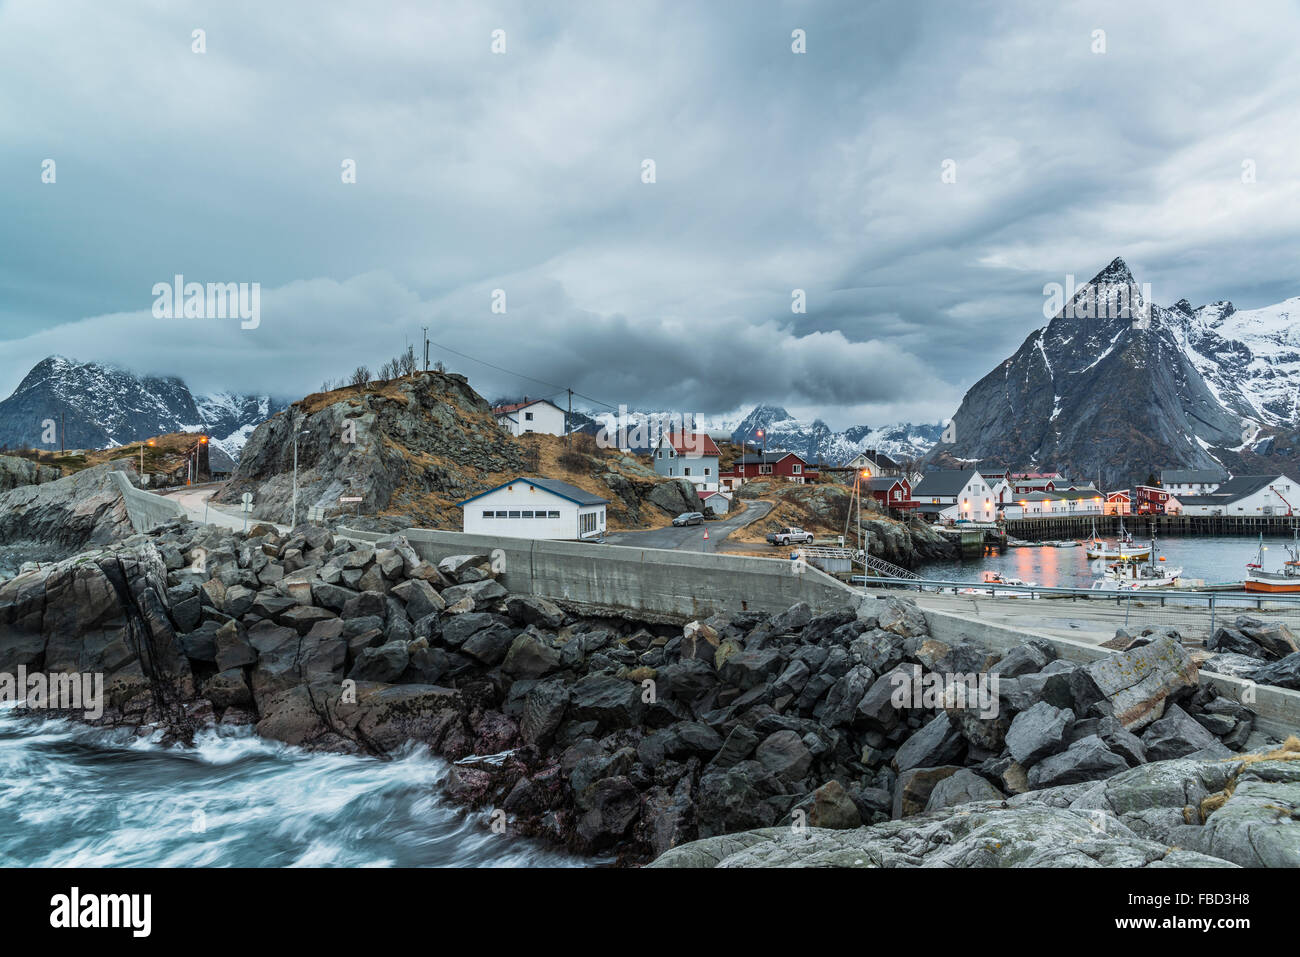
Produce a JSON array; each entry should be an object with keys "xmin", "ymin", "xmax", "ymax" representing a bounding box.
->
[
  {"xmin": 1177, "ymin": 474, "xmax": 1299, "ymax": 516},
  {"xmin": 458, "ymin": 477, "xmax": 608, "ymax": 539},
  {"xmin": 1159, "ymin": 468, "xmax": 1227, "ymax": 498},
  {"xmin": 698, "ymin": 489, "xmax": 731, "ymax": 515},
  {"xmin": 912, "ymin": 470, "xmax": 998, "ymax": 523},
  {"xmin": 492, "ymin": 398, "xmax": 567, "ymax": 437},
  {"xmin": 1002, "ymin": 488, "xmax": 1105, "ymax": 520},
  {"xmin": 653, "ymin": 431, "xmax": 721, "ymax": 491}
]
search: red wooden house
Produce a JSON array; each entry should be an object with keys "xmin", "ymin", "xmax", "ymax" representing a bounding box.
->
[
  {"xmin": 1135, "ymin": 484, "xmax": 1179, "ymax": 514},
  {"xmin": 866, "ymin": 476, "xmax": 917, "ymax": 512},
  {"xmin": 719, "ymin": 451, "xmax": 818, "ymax": 490}
]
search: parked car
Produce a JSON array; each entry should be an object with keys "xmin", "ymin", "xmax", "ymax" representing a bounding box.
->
[
  {"xmin": 766, "ymin": 526, "xmax": 814, "ymax": 545},
  {"xmin": 672, "ymin": 511, "xmax": 705, "ymax": 527}
]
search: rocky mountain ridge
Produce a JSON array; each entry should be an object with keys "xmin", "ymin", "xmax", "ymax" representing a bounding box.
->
[
  {"xmin": 0, "ymin": 356, "xmax": 286, "ymax": 462},
  {"xmin": 928, "ymin": 259, "xmax": 1300, "ymax": 485}
]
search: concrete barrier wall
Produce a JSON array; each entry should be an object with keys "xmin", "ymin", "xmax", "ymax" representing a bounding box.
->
[
  {"xmin": 394, "ymin": 528, "xmax": 859, "ymax": 621},
  {"xmin": 921, "ymin": 606, "xmax": 1300, "ymax": 738},
  {"xmin": 110, "ymin": 470, "xmax": 186, "ymax": 534}
]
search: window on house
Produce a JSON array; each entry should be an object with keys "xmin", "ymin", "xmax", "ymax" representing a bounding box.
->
[
  {"xmin": 483, "ymin": 510, "xmax": 494, "ymax": 519},
  {"xmin": 521, "ymin": 510, "xmax": 533, "ymax": 518},
  {"xmin": 760, "ymin": 465, "xmax": 773, "ymax": 474},
  {"xmin": 704, "ymin": 468, "xmax": 710, "ymax": 475},
  {"xmin": 525, "ymin": 412, "xmax": 533, "ymax": 421},
  {"xmin": 548, "ymin": 510, "xmax": 560, "ymax": 518},
  {"xmin": 508, "ymin": 510, "xmax": 520, "ymax": 518},
  {"xmin": 495, "ymin": 510, "xmax": 507, "ymax": 517},
  {"xmin": 684, "ymin": 467, "xmax": 692, "ymax": 476},
  {"xmin": 792, "ymin": 464, "xmax": 801, "ymax": 474}
]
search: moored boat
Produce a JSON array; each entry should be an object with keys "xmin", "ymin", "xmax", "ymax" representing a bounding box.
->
[
  {"xmin": 1090, "ymin": 531, "xmax": 1181, "ymax": 590},
  {"xmin": 1242, "ymin": 532, "xmax": 1300, "ymax": 593}
]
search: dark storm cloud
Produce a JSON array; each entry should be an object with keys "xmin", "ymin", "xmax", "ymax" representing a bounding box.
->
[{"xmin": 2, "ymin": 0, "xmax": 1298, "ymax": 428}]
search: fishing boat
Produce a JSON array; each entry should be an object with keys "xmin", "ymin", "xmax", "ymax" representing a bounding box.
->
[
  {"xmin": 1243, "ymin": 532, "xmax": 1300, "ymax": 593},
  {"xmin": 1090, "ymin": 532, "xmax": 1181, "ymax": 590},
  {"xmin": 1084, "ymin": 517, "xmax": 1150, "ymax": 560}
]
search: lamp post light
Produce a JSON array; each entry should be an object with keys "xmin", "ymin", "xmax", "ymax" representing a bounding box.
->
[{"xmin": 291, "ymin": 425, "xmax": 311, "ymax": 528}]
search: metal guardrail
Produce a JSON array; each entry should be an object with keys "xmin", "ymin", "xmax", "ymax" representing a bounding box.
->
[{"xmin": 858, "ymin": 576, "xmax": 1300, "ymax": 640}]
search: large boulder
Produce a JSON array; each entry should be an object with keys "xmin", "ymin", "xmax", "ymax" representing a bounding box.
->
[
  {"xmin": 1077, "ymin": 636, "xmax": 1198, "ymax": 730},
  {"xmin": 1005, "ymin": 702, "xmax": 1074, "ymax": 766}
]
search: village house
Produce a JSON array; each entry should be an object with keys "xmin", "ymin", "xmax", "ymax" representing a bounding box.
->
[
  {"xmin": 492, "ymin": 398, "xmax": 567, "ymax": 436},
  {"xmin": 844, "ymin": 448, "xmax": 906, "ymax": 478},
  {"xmin": 457, "ymin": 477, "xmax": 608, "ymax": 540},
  {"xmin": 1159, "ymin": 468, "xmax": 1227, "ymax": 497},
  {"xmin": 719, "ymin": 450, "xmax": 818, "ymax": 491},
  {"xmin": 1002, "ymin": 491, "xmax": 1056, "ymax": 520},
  {"xmin": 1001, "ymin": 487, "xmax": 1104, "ymax": 520},
  {"xmin": 1176, "ymin": 474, "xmax": 1299, "ymax": 516},
  {"xmin": 1135, "ymin": 484, "xmax": 1181, "ymax": 515},
  {"xmin": 865, "ymin": 476, "xmax": 918, "ymax": 513},
  {"xmin": 1104, "ymin": 490, "xmax": 1132, "ymax": 515},
  {"xmin": 653, "ymin": 431, "xmax": 721, "ymax": 491},
  {"xmin": 697, "ymin": 489, "xmax": 731, "ymax": 515},
  {"xmin": 1010, "ymin": 471, "xmax": 1064, "ymax": 495},
  {"xmin": 913, "ymin": 469, "xmax": 998, "ymax": 523}
]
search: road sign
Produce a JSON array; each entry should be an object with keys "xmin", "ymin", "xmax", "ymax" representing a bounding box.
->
[{"xmin": 241, "ymin": 492, "xmax": 253, "ymax": 505}]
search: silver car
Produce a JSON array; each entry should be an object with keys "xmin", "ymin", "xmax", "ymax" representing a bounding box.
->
[{"xmin": 672, "ymin": 511, "xmax": 705, "ymax": 527}]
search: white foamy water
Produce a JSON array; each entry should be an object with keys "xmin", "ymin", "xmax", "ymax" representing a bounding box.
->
[{"xmin": 0, "ymin": 705, "xmax": 586, "ymax": 868}]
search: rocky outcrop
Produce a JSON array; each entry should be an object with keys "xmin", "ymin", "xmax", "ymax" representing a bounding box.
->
[
  {"xmin": 215, "ymin": 372, "xmax": 524, "ymax": 526},
  {"xmin": 0, "ymin": 463, "xmax": 134, "ymax": 553},
  {"xmin": 0, "ymin": 455, "xmax": 61, "ymax": 492},
  {"xmin": 650, "ymin": 743, "xmax": 1300, "ymax": 867}
]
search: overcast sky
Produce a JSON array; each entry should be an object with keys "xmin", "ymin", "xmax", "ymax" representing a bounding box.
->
[{"xmin": 3, "ymin": 0, "xmax": 1299, "ymax": 429}]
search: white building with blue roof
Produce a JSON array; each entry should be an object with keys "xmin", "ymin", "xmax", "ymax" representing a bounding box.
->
[{"xmin": 457, "ymin": 476, "xmax": 609, "ymax": 539}]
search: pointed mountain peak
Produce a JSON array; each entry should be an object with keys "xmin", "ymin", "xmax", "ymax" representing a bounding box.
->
[{"xmin": 1091, "ymin": 256, "xmax": 1136, "ymax": 286}]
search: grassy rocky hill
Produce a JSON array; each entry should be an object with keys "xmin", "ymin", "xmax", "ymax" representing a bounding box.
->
[
  {"xmin": 727, "ymin": 479, "xmax": 957, "ymax": 566},
  {"xmin": 213, "ymin": 371, "xmax": 699, "ymax": 530}
]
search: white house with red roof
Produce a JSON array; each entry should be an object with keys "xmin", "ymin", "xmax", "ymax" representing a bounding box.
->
[
  {"xmin": 653, "ymin": 430, "xmax": 721, "ymax": 491},
  {"xmin": 492, "ymin": 397, "xmax": 567, "ymax": 436}
]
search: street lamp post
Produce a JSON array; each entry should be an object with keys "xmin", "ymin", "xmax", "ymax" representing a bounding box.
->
[{"xmin": 291, "ymin": 424, "xmax": 310, "ymax": 528}]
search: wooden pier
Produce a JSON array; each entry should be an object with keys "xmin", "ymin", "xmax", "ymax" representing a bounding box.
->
[{"xmin": 1004, "ymin": 514, "xmax": 1300, "ymax": 541}]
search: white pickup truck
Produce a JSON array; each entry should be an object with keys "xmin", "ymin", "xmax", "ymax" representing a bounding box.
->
[{"xmin": 766, "ymin": 526, "xmax": 814, "ymax": 546}]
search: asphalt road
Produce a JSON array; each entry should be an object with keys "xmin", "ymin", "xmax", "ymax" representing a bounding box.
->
[{"xmin": 602, "ymin": 500, "xmax": 774, "ymax": 550}]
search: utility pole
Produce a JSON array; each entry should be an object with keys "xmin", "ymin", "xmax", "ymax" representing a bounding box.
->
[
  {"xmin": 422, "ymin": 326, "xmax": 430, "ymax": 372},
  {"xmin": 566, "ymin": 388, "xmax": 573, "ymax": 447},
  {"xmin": 60, "ymin": 412, "xmax": 65, "ymax": 455}
]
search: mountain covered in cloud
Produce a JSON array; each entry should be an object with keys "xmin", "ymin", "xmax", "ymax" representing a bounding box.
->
[
  {"xmin": 927, "ymin": 258, "xmax": 1300, "ymax": 485},
  {"xmin": 0, "ymin": 356, "xmax": 287, "ymax": 462}
]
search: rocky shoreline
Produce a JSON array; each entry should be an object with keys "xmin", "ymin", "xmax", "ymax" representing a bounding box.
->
[{"xmin": 2, "ymin": 517, "xmax": 1298, "ymax": 867}]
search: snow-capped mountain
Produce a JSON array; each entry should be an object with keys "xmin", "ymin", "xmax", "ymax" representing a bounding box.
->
[
  {"xmin": 730, "ymin": 405, "xmax": 941, "ymax": 465},
  {"xmin": 928, "ymin": 258, "xmax": 1300, "ymax": 485},
  {"xmin": 0, "ymin": 356, "xmax": 286, "ymax": 461},
  {"xmin": 570, "ymin": 400, "xmax": 939, "ymax": 464}
]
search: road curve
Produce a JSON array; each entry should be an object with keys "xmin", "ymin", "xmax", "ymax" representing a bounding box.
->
[{"xmin": 601, "ymin": 500, "xmax": 774, "ymax": 550}]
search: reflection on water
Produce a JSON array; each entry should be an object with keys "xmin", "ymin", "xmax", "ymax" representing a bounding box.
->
[{"xmin": 919, "ymin": 534, "xmax": 1294, "ymax": 589}]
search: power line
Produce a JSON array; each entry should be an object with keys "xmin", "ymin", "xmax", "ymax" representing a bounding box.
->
[{"xmin": 424, "ymin": 338, "xmax": 622, "ymax": 411}]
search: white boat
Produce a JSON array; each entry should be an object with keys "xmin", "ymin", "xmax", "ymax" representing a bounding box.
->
[
  {"xmin": 1084, "ymin": 517, "xmax": 1150, "ymax": 560},
  {"xmin": 1090, "ymin": 532, "xmax": 1180, "ymax": 590}
]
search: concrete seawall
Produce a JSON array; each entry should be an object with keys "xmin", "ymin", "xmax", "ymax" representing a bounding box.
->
[
  {"xmin": 396, "ymin": 529, "xmax": 857, "ymax": 622},
  {"xmin": 110, "ymin": 470, "xmax": 187, "ymax": 534}
]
